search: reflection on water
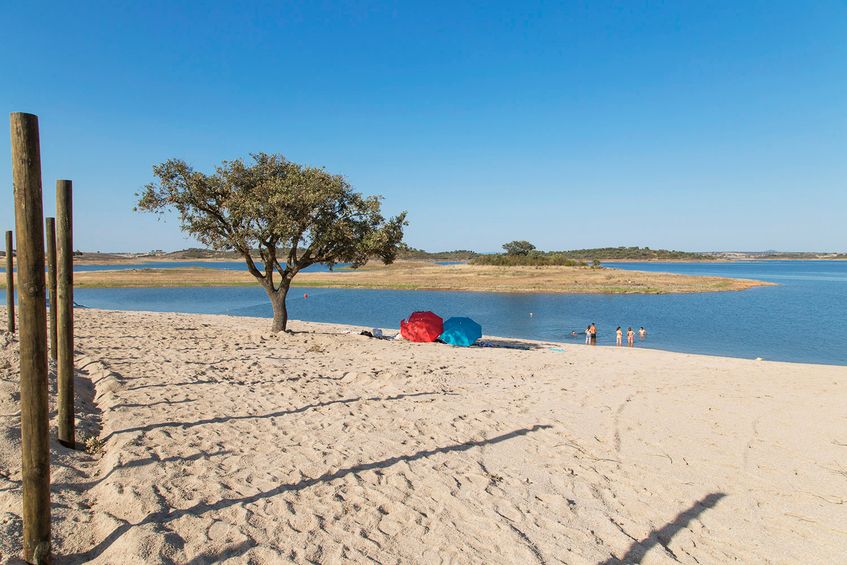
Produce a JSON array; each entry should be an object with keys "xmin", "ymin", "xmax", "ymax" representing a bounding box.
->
[{"xmin": 70, "ymin": 261, "xmax": 847, "ymax": 365}]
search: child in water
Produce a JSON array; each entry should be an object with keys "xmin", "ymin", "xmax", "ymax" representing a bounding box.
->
[
  {"xmin": 627, "ymin": 327, "xmax": 635, "ymax": 346},
  {"xmin": 616, "ymin": 326, "xmax": 623, "ymax": 346}
]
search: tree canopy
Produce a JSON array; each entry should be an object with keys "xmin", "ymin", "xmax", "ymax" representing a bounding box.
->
[
  {"xmin": 502, "ymin": 240, "xmax": 536, "ymax": 256},
  {"xmin": 137, "ymin": 153, "xmax": 406, "ymax": 331}
]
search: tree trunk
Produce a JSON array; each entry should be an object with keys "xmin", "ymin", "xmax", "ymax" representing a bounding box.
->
[{"xmin": 268, "ymin": 283, "xmax": 290, "ymax": 332}]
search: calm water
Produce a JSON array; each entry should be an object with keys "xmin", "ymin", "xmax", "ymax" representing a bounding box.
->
[
  {"xmin": 67, "ymin": 260, "xmax": 847, "ymax": 366},
  {"xmin": 1, "ymin": 261, "xmax": 342, "ymax": 273}
]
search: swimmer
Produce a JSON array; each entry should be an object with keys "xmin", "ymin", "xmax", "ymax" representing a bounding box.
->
[
  {"xmin": 639, "ymin": 326, "xmax": 647, "ymax": 339},
  {"xmin": 627, "ymin": 327, "xmax": 635, "ymax": 346},
  {"xmin": 615, "ymin": 326, "xmax": 622, "ymax": 346}
]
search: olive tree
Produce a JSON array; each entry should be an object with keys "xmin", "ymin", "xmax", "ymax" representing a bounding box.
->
[
  {"xmin": 502, "ymin": 240, "xmax": 536, "ymax": 256},
  {"xmin": 137, "ymin": 153, "xmax": 406, "ymax": 332}
]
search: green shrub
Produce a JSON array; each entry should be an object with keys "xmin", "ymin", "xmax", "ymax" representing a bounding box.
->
[{"xmin": 471, "ymin": 253, "xmax": 585, "ymax": 267}]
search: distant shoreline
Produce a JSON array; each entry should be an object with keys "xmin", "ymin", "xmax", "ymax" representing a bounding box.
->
[
  {"xmin": 0, "ymin": 261, "xmax": 774, "ymax": 294},
  {"xmin": 3, "ymin": 256, "xmax": 842, "ymax": 267},
  {"xmin": 604, "ymin": 257, "xmax": 847, "ymax": 263},
  {"xmin": 5, "ymin": 243, "xmax": 846, "ymax": 262}
]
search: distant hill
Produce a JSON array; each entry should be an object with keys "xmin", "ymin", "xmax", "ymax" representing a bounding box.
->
[
  {"xmin": 396, "ymin": 245, "xmax": 478, "ymax": 261},
  {"xmin": 471, "ymin": 253, "xmax": 585, "ymax": 267},
  {"xmin": 163, "ymin": 248, "xmax": 243, "ymax": 260},
  {"xmin": 70, "ymin": 246, "xmax": 479, "ymax": 263},
  {"xmin": 712, "ymin": 251, "xmax": 847, "ymax": 260},
  {"xmin": 396, "ymin": 245, "xmax": 718, "ymax": 263},
  {"xmin": 470, "ymin": 246, "xmax": 714, "ymax": 267},
  {"xmin": 556, "ymin": 247, "xmax": 716, "ymax": 261},
  {"xmin": 65, "ymin": 246, "xmax": 846, "ymax": 264}
]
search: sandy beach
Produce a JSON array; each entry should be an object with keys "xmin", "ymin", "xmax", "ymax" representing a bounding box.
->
[{"xmin": 1, "ymin": 306, "xmax": 845, "ymax": 563}]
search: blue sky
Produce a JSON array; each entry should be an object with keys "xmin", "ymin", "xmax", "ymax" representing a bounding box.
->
[{"xmin": 1, "ymin": 1, "xmax": 845, "ymax": 252}]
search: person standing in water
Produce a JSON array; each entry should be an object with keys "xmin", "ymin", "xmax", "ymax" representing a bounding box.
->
[
  {"xmin": 589, "ymin": 323, "xmax": 597, "ymax": 345},
  {"xmin": 585, "ymin": 325, "xmax": 592, "ymax": 344},
  {"xmin": 639, "ymin": 326, "xmax": 647, "ymax": 339},
  {"xmin": 627, "ymin": 327, "xmax": 635, "ymax": 346},
  {"xmin": 616, "ymin": 326, "xmax": 623, "ymax": 346}
]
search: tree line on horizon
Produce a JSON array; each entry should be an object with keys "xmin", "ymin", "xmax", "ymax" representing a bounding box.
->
[
  {"xmin": 469, "ymin": 242, "xmax": 715, "ymax": 266},
  {"xmin": 51, "ymin": 244, "xmax": 721, "ymax": 264}
]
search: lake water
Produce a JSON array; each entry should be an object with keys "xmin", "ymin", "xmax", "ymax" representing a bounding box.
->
[
  {"xmin": 0, "ymin": 261, "xmax": 341, "ymax": 273},
  {"xmin": 65, "ymin": 260, "xmax": 847, "ymax": 366}
]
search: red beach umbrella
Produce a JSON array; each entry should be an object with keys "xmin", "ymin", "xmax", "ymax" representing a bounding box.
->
[{"xmin": 400, "ymin": 311, "xmax": 444, "ymax": 342}]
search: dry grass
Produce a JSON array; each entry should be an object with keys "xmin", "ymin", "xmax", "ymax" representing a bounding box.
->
[
  {"xmin": 0, "ymin": 261, "xmax": 774, "ymax": 294},
  {"xmin": 295, "ymin": 261, "xmax": 772, "ymax": 293}
]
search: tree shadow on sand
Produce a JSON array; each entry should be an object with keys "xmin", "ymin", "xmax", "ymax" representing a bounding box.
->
[
  {"xmin": 182, "ymin": 539, "xmax": 258, "ymax": 564},
  {"xmin": 123, "ymin": 374, "xmax": 328, "ymax": 392},
  {"xmin": 52, "ymin": 449, "xmax": 233, "ymax": 492},
  {"xmin": 100, "ymin": 391, "xmax": 453, "ymax": 443},
  {"xmin": 110, "ymin": 398, "xmax": 196, "ymax": 410},
  {"xmin": 599, "ymin": 492, "xmax": 726, "ymax": 564},
  {"xmin": 62, "ymin": 424, "xmax": 552, "ymax": 563}
]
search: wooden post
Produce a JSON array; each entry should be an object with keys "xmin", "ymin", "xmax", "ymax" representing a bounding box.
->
[
  {"xmin": 45, "ymin": 218, "xmax": 57, "ymax": 361},
  {"xmin": 56, "ymin": 181, "xmax": 74, "ymax": 449},
  {"xmin": 10, "ymin": 112, "xmax": 51, "ymax": 564},
  {"xmin": 4, "ymin": 230, "xmax": 13, "ymax": 333}
]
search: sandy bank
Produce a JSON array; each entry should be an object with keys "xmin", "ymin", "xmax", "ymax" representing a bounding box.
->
[
  {"xmin": 0, "ymin": 307, "xmax": 845, "ymax": 563},
  {"xmin": 1, "ymin": 261, "xmax": 774, "ymax": 294}
]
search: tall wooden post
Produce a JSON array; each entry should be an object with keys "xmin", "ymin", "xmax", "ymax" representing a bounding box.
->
[
  {"xmin": 10, "ymin": 112, "xmax": 51, "ymax": 564},
  {"xmin": 4, "ymin": 230, "xmax": 13, "ymax": 333},
  {"xmin": 45, "ymin": 218, "xmax": 57, "ymax": 361},
  {"xmin": 56, "ymin": 181, "xmax": 74, "ymax": 449}
]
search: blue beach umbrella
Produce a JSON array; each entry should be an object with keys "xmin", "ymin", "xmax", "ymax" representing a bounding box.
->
[{"xmin": 439, "ymin": 317, "xmax": 482, "ymax": 347}]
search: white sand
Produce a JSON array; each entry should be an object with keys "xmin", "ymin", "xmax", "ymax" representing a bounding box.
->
[{"xmin": 1, "ymin": 307, "xmax": 845, "ymax": 564}]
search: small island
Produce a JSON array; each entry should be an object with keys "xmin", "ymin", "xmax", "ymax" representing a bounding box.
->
[
  {"xmin": 10, "ymin": 259, "xmax": 766, "ymax": 294},
  {"xmin": 3, "ymin": 241, "xmax": 767, "ymax": 294},
  {"xmin": 1, "ymin": 243, "xmax": 774, "ymax": 294}
]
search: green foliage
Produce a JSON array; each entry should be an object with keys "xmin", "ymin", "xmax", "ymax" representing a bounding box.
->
[
  {"xmin": 396, "ymin": 244, "xmax": 478, "ymax": 260},
  {"xmin": 137, "ymin": 153, "xmax": 407, "ymax": 331},
  {"xmin": 471, "ymin": 252, "xmax": 585, "ymax": 267},
  {"xmin": 502, "ymin": 240, "xmax": 536, "ymax": 256},
  {"xmin": 170, "ymin": 247, "xmax": 218, "ymax": 259},
  {"xmin": 558, "ymin": 247, "xmax": 716, "ymax": 261},
  {"xmin": 473, "ymin": 240, "xmax": 582, "ymax": 265},
  {"xmin": 471, "ymin": 243, "xmax": 712, "ymax": 266}
]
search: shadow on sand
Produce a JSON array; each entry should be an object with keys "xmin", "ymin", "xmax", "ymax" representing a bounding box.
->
[
  {"xmin": 475, "ymin": 338, "xmax": 556, "ymax": 351},
  {"xmin": 52, "ymin": 449, "xmax": 233, "ymax": 492},
  {"xmin": 600, "ymin": 492, "xmax": 726, "ymax": 564},
  {"xmin": 182, "ymin": 539, "xmax": 258, "ymax": 564},
  {"xmin": 100, "ymin": 390, "xmax": 453, "ymax": 442},
  {"xmin": 62, "ymin": 424, "xmax": 552, "ymax": 563}
]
